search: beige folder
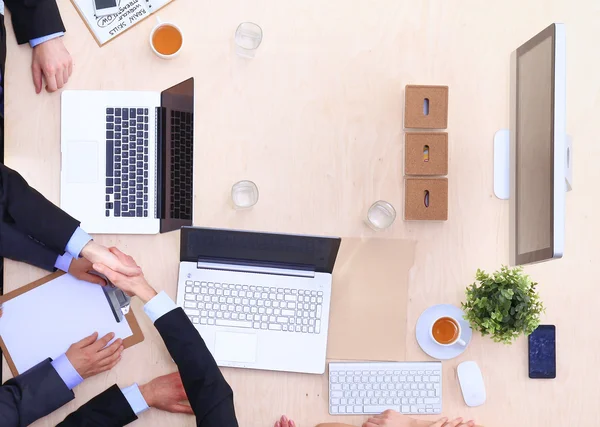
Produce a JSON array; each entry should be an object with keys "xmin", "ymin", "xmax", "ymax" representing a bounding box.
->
[{"xmin": 327, "ymin": 238, "xmax": 416, "ymax": 362}]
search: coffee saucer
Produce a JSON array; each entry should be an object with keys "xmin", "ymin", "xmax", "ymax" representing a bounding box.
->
[{"xmin": 415, "ymin": 304, "xmax": 473, "ymax": 360}]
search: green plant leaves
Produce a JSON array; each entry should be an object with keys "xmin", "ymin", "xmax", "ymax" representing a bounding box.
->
[{"xmin": 461, "ymin": 265, "xmax": 544, "ymax": 344}]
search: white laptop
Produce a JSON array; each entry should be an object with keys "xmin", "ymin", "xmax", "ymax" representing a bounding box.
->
[
  {"xmin": 176, "ymin": 227, "xmax": 342, "ymax": 374},
  {"xmin": 60, "ymin": 78, "xmax": 194, "ymax": 234}
]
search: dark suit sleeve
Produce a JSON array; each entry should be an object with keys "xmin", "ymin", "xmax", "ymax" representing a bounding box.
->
[
  {"xmin": 56, "ymin": 385, "xmax": 138, "ymax": 427},
  {"xmin": 0, "ymin": 222, "xmax": 60, "ymax": 270},
  {"xmin": 0, "ymin": 163, "xmax": 79, "ymax": 255},
  {"xmin": 0, "ymin": 359, "xmax": 74, "ymax": 427},
  {"xmin": 3, "ymin": 0, "xmax": 66, "ymax": 45},
  {"xmin": 154, "ymin": 308, "xmax": 239, "ymax": 427}
]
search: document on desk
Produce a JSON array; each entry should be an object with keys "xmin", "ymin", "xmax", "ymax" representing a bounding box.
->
[
  {"xmin": 0, "ymin": 273, "xmax": 134, "ymax": 375},
  {"xmin": 71, "ymin": 0, "xmax": 175, "ymax": 46},
  {"xmin": 327, "ymin": 238, "xmax": 416, "ymax": 362}
]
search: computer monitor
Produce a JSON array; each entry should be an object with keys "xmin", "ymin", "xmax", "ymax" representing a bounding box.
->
[{"xmin": 509, "ymin": 23, "xmax": 567, "ymax": 265}]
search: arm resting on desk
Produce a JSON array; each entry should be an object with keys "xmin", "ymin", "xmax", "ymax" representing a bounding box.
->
[
  {"xmin": 0, "ymin": 164, "xmax": 80, "ymax": 255},
  {"xmin": 3, "ymin": 0, "xmax": 66, "ymax": 44},
  {"xmin": 0, "ymin": 358, "xmax": 74, "ymax": 427},
  {"xmin": 153, "ymin": 307, "xmax": 239, "ymax": 427},
  {"xmin": 56, "ymin": 385, "xmax": 137, "ymax": 427}
]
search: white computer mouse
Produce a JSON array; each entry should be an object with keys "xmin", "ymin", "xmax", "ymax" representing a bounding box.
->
[{"xmin": 457, "ymin": 361, "xmax": 486, "ymax": 407}]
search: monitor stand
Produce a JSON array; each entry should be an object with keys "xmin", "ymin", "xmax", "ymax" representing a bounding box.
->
[{"xmin": 493, "ymin": 129, "xmax": 573, "ymax": 200}]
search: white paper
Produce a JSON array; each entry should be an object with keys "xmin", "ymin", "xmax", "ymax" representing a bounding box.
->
[
  {"xmin": 0, "ymin": 274, "xmax": 133, "ymax": 374},
  {"xmin": 72, "ymin": 0, "xmax": 173, "ymax": 45}
]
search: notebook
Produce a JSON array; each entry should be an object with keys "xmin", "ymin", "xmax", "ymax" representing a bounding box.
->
[
  {"xmin": 70, "ymin": 0, "xmax": 175, "ymax": 46},
  {"xmin": 0, "ymin": 272, "xmax": 143, "ymax": 376}
]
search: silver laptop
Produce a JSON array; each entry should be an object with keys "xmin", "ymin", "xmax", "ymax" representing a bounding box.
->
[
  {"xmin": 60, "ymin": 78, "xmax": 194, "ymax": 234},
  {"xmin": 176, "ymin": 227, "xmax": 341, "ymax": 374}
]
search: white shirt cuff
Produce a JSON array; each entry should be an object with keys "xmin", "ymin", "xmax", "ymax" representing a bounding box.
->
[
  {"xmin": 65, "ymin": 227, "xmax": 93, "ymax": 259},
  {"xmin": 51, "ymin": 353, "xmax": 83, "ymax": 390},
  {"xmin": 143, "ymin": 291, "xmax": 177, "ymax": 323},
  {"xmin": 54, "ymin": 253, "xmax": 74, "ymax": 273},
  {"xmin": 121, "ymin": 383, "xmax": 149, "ymax": 415}
]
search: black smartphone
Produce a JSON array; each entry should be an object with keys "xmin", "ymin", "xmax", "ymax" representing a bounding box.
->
[{"xmin": 528, "ymin": 324, "xmax": 556, "ymax": 379}]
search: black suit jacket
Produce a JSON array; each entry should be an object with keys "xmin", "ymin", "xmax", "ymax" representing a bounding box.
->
[
  {"xmin": 4, "ymin": 0, "xmax": 66, "ymax": 45},
  {"xmin": 0, "ymin": 163, "xmax": 80, "ymax": 271},
  {"xmin": 0, "ymin": 358, "xmax": 74, "ymax": 427},
  {"xmin": 59, "ymin": 308, "xmax": 239, "ymax": 427}
]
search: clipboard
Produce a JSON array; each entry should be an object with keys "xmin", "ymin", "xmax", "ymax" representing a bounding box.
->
[{"xmin": 0, "ymin": 272, "xmax": 144, "ymax": 377}]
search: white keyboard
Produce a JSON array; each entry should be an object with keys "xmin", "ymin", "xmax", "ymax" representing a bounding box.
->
[
  {"xmin": 182, "ymin": 280, "xmax": 324, "ymax": 334},
  {"xmin": 328, "ymin": 361, "xmax": 442, "ymax": 415}
]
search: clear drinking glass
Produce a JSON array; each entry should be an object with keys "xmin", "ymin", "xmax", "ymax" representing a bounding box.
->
[
  {"xmin": 366, "ymin": 200, "xmax": 396, "ymax": 230},
  {"xmin": 231, "ymin": 180, "xmax": 259, "ymax": 209},
  {"xmin": 235, "ymin": 22, "xmax": 263, "ymax": 58}
]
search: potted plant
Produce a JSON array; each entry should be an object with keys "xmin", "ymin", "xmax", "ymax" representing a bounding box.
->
[{"xmin": 461, "ymin": 265, "xmax": 544, "ymax": 344}]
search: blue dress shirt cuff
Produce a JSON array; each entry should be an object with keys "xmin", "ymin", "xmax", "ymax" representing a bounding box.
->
[
  {"xmin": 121, "ymin": 383, "xmax": 150, "ymax": 415},
  {"xmin": 144, "ymin": 291, "xmax": 177, "ymax": 323},
  {"xmin": 65, "ymin": 227, "xmax": 92, "ymax": 259},
  {"xmin": 30, "ymin": 32, "xmax": 64, "ymax": 48},
  {"xmin": 51, "ymin": 353, "xmax": 83, "ymax": 390},
  {"xmin": 54, "ymin": 253, "xmax": 74, "ymax": 273}
]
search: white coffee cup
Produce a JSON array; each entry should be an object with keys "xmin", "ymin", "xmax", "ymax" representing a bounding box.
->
[
  {"xmin": 149, "ymin": 17, "xmax": 184, "ymax": 59},
  {"xmin": 430, "ymin": 316, "xmax": 466, "ymax": 347}
]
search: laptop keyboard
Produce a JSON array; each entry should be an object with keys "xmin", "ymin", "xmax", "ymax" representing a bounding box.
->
[
  {"xmin": 105, "ymin": 107, "xmax": 150, "ymax": 218},
  {"xmin": 170, "ymin": 110, "xmax": 193, "ymax": 220},
  {"xmin": 182, "ymin": 281, "xmax": 324, "ymax": 334}
]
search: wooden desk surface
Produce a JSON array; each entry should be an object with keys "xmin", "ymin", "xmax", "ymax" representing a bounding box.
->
[{"xmin": 3, "ymin": 1, "xmax": 600, "ymax": 426}]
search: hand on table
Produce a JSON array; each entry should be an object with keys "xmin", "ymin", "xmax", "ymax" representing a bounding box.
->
[
  {"xmin": 275, "ymin": 415, "xmax": 296, "ymax": 427},
  {"xmin": 139, "ymin": 372, "xmax": 193, "ymax": 415},
  {"xmin": 429, "ymin": 418, "xmax": 475, "ymax": 427},
  {"xmin": 81, "ymin": 241, "xmax": 142, "ymax": 278},
  {"xmin": 65, "ymin": 332, "xmax": 124, "ymax": 378},
  {"xmin": 363, "ymin": 411, "xmax": 475, "ymax": 427},
  {"xmin": 68, "ymin": 257, "xmax": 106, "ymax": 286},
  {"xmin": 31, "ymin": 37, "xmax": 73, "ymax": 93},
  {"xmin": 92, "ymin": 247, "xmax": 157, "ymax": 302}
]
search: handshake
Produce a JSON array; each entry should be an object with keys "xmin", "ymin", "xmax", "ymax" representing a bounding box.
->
[
  {"xmin": 64, "ymin": 241, "xmax": 193, "ymax": 416},
  {"xmin": 75, "ymin": 241, "xmax": 157, "ymax": 303}
]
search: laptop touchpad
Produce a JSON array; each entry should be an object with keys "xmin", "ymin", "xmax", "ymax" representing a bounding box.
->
[
  {"xmin": 215, "ymin": 332, "xmax": 257, "ymax": 363},
  {"xmin": 66, "ymin": 141, "xmax": 99, "ymax": 183}
]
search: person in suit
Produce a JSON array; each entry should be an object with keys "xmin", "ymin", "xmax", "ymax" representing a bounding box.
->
[
  {"xmin": 0, "ymin": 164, "xmax": 145, "ymax": 426},
  {"xmin": 273, "ymin": 412, "xmax": 476, "ymax": 427},
  {"xmin": 0, "ymin": 331, "xmax": 125, "ymax": 427},
  {"xmin": 0, "ymin": 0, "xmax": 74, "ymax": 158},
  {"xmin": 53, "ymin": 248, "xmax": 239, "ymax": 427}
]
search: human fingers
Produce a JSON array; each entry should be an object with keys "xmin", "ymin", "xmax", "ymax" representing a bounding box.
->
[
  {"xmin": 168, "ymin": 403, "xmax": 194, "ymax": 415},
  {"xmin": 92, "ymin": 263, "xmax": 122, "ymax": 284},
  {"xmin": 32, "ymin": 62, "xmax": 43, "ymax": 93},
  {"xmin": 43, "ymin": 67, "xmax": 58, "ymax": 92},
  {"xmin": 364, "ymin": 417, "xmax": 385, "ymax": 425},
  {"xmin": 80, "ymin": 271, "xmax": 106, "ymax": 286},
  {"xmin": 444, "ymin": 418, "xmax": 465, "ymax": 427},
  {"xmin": 74, "ymin": 332, "xmax": 99, "ymax": 348},
  {"xmin": 430, "ymin": 418, "xmax": 449, "ymax": 427},
  {"xmin": 88, "ymin": 332, "xmax": 115, "ymax": 352},
  {"xmin": 458, "ymin": 421, "xmax": 475, "ymax": 427},
  {"xmin": 96, "ymin": 337, "xmax": 123, "ymax": 359},
  {"xmin": 97, "ymin": 344, "xmax": 124, "ymax": 367}
]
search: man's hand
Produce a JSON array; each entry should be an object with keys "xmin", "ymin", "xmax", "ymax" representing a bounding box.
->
[
  {"xmin": 93, "ymin": 247, "xmax": 157, "ymax": 302},
  {"xmin": 31, "ymin": 37, "xmax": 73, "ymax": 93},
  {"xmin": 66, "ymin": 332, "xmax": 124, "ymax": 379},
  {"xmin": 139, "ymin": 372, "xmax": 193, "ymax": 415},
  {"xmin": 275, "ymin": 415, "xmax": 296, "ymax": 427},
  {"xmin": 429, "ymin": 418, "xmax": 475, "ymax": 427},
  {"xmin": 68, "ymin": 257, "xmax": 106, "ymax": 286},
  {"xmin": 81, "ymin": 241, "xmax": 141, "ymax": 277}
]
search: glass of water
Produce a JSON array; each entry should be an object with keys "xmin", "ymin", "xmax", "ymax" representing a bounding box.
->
[
  {"xmin": 366, "ymin": 200, "xmax": 396, "ymax": 230},
  {"xmin": 231, "ymin": 180, "xmax": 259, "ymax": 209},
  {"xmin": 235, "ymin": 22, "xmax": 263, "ymax": 58}
]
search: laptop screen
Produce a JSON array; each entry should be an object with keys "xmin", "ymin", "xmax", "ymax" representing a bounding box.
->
[
  {"xmin": 157, "ymin": 78, "xmax": 195, "ymax": 233},
  {"xmin": 180, "ymin": 227, "xmax": 341, "ymax": 274}
]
